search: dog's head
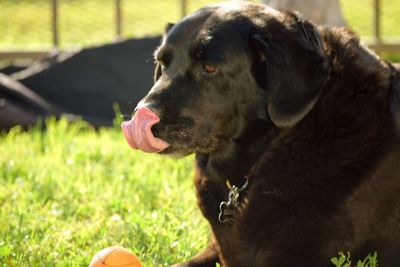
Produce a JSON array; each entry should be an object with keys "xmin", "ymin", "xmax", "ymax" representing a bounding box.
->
[{"xmin": 122, "ymin": 2, "xmax": 330, "ymax": 156}]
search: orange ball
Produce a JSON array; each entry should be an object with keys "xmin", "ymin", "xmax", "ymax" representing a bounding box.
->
[{"xmin": 89, "ymin": 246, "xmax": 141, "ymax": 267}]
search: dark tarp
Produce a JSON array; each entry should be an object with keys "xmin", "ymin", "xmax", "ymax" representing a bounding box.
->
[
  {"xmin": 0, "ymin": 36, "xmax": 161, "ymax": 129},
  {"xmin": 0, "ymin": 73, "xmax": 58, "ymax": 129}
]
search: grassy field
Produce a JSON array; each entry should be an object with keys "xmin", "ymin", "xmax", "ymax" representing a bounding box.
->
[
  {"xmin": 0, "ymin": 119, "xmax": 209, "ymax": 266},
  {"xmin": 0, "ymin": 0, "xmax": 399, "ymax": 49}
]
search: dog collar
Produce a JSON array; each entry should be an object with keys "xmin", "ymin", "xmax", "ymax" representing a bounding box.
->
[{"xmin": 218, "ymin": 176, "xmax": 249, "ymax": 224}]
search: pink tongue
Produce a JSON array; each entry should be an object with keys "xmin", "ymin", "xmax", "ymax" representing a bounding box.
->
[{"xmin": 121, "ymin": 107, "xmax": 170, "ymax": 153}]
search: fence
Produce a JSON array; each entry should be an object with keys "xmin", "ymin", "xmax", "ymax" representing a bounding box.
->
[
  {"xmin": 0, "ymin": 0, "xmax": 399, "ymax": 61},
  {"xmin": 341, "ymin": 0, "xmax": 400, "ymax": 53}
]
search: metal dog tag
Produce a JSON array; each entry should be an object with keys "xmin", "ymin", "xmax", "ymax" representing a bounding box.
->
[
  {"xmin": 219, "ymin": 201, "xmax": 236, "ymax": 223},
  {"xmin": 218, "ymin": 185, "xmax": 240, "ymax": 224}
]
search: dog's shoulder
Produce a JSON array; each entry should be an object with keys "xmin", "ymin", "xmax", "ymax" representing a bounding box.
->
[{"xmin": 320, "ymin": 27, "xmax": 391, "ymax": 88}]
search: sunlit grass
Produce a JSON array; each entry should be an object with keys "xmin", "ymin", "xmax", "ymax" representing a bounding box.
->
[{"xmin": 0, "ymin": 118, "xmax": 209, "ymax": 266}]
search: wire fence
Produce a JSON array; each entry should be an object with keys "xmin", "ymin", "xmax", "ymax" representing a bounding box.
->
[
  {"xmin": 0, "ymin": 0, "xmax": 399, "ymax": 56},
  {"xmin": 341, "ymin": 0, "xmax": 400, "ymax": 43},
  {"xmin": 0, "ymin": 0, "xmax": 218, "ymax": 50}
]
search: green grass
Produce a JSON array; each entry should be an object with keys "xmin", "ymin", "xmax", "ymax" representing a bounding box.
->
[
  {"xmin": 0, "ymin": 118, "xmax": 209, "ymax": 266},
  {"xmin": 0, "ymin": 0, "xmax": 399, "ymax": 49},
  {"xmin": 331, "ymin": 252, "xmax": 378, "ymax": 267}
]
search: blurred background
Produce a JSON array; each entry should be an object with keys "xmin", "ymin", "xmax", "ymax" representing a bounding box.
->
[{"xmin": 0, "ymin": 0, "xmax": 399, "ymax": 59}]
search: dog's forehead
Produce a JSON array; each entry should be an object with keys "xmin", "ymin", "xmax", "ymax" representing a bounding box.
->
[
  {"xmin": 165, "ymin": 7, "xmax": 216, "ymax": 45},
  {"xmin": 165, "ymin": 2, "xmax": 283, "ymax": 47}
]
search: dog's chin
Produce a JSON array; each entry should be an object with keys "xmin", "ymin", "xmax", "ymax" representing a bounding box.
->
[
  {"xmin": 158, "ymin": 146, "xmax": 194, "ymax": 157},
  {"xmin": 156, "ymin": 136, "xmax": 220, "ymax": 157}
]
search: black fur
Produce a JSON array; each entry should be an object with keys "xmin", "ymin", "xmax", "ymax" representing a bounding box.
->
[{"xmin": 134, "ymin": 2, "xmax": 400, "ymax": 266}]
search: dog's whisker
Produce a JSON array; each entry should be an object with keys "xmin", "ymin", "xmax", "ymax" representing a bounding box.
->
[{"xmin": 145, "ymin": 57, "xmax": 154, "ymax": 63}]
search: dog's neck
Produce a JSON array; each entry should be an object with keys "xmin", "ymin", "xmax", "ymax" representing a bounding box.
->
[{"xmin": 195, "ymin": 119, "xmax": 279, "ymax": 186}]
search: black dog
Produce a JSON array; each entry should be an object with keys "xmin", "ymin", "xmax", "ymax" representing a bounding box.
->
[{"xmin": 122, "ymin": 2, "xmax": 400, "ymax": 266}]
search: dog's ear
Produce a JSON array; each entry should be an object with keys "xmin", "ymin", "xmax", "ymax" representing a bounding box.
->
[
  {"xmin": 250, "ymin": 16, "xmax": 329, "ymax": 128},
  {"xmin": 154, "ymin": 23, "xmax": 175, "ymax": 82}
]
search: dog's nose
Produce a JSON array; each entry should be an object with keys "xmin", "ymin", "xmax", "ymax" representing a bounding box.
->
[{"xmin": 121, "ymin": 106, "xmax": 169, "ymax": 153}]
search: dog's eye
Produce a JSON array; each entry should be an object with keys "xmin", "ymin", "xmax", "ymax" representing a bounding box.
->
[{"xmin": 202, "ymin": 63, "xmax": 218, "ymax": 74}]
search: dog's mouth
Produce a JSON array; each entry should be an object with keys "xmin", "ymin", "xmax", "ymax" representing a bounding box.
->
[
  {"xmin": 121, "ymin": 107, "xmax": 170, "ymax": 153},
  {"xmin": 121, "ymin": 107, "xmax": 200, "ymax": 155}
]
